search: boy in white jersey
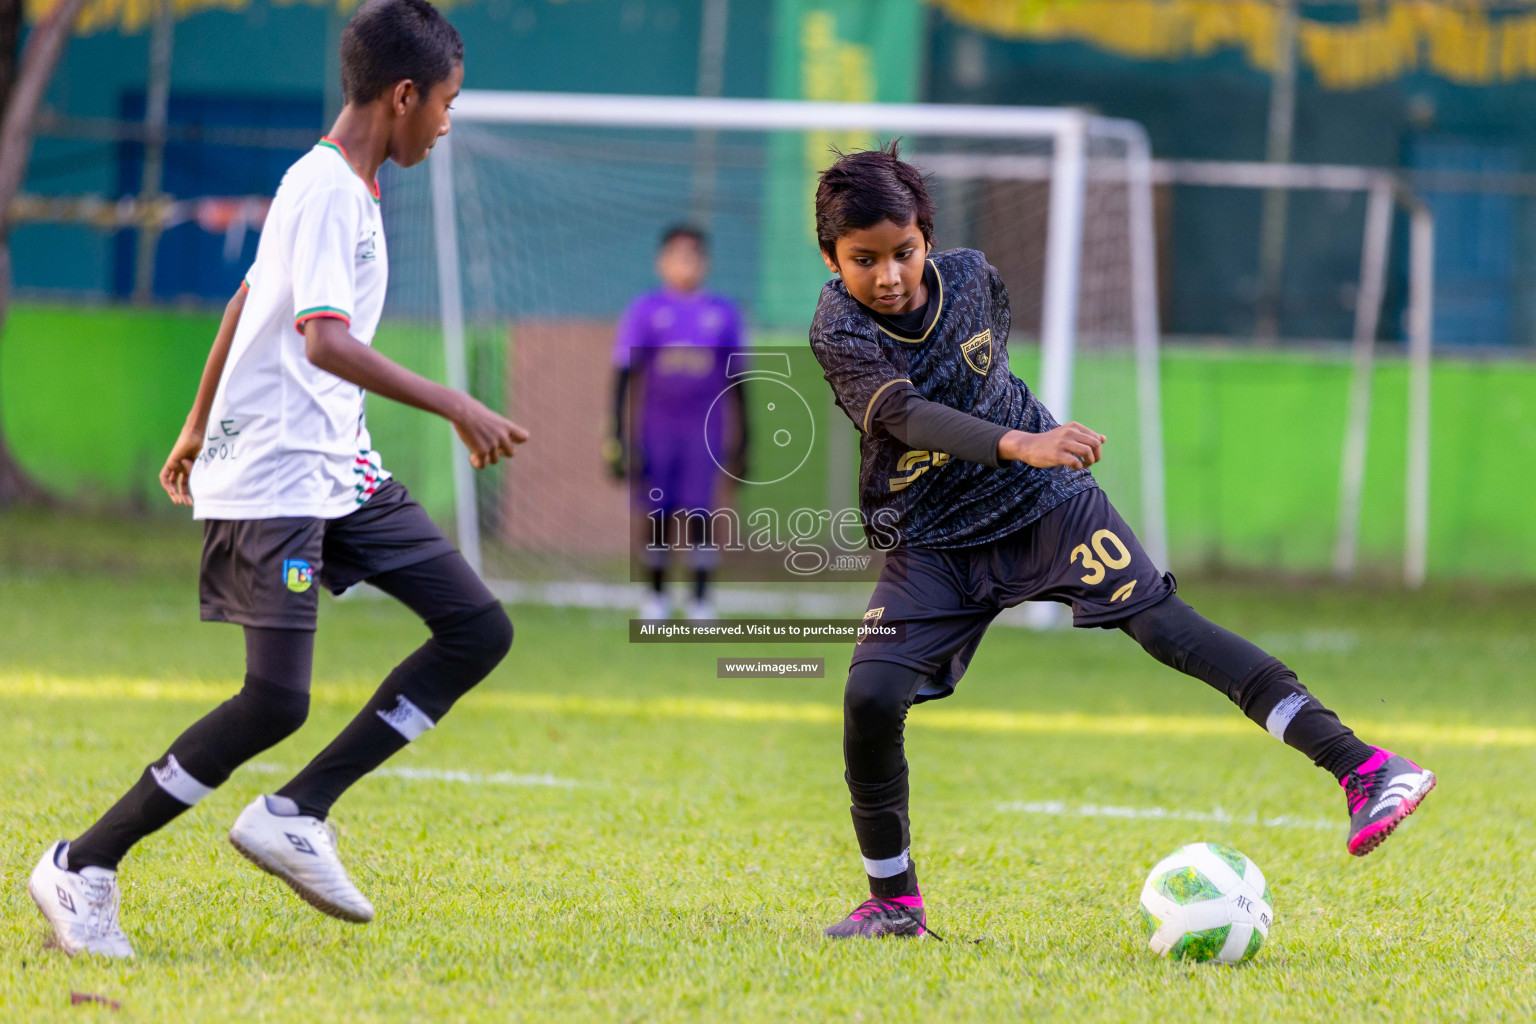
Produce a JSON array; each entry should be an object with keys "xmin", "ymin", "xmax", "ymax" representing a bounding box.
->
[{"xmin": 27, "ymin": 0, "xmax": 526, "ymax": 957}]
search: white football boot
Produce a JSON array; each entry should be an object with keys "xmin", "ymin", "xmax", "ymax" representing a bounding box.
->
[
  {"xmin": 28, "ymin": 841, "xmax": 135, "ymax": 958},
  {"xmin": 639, "ymin": 590, "xmax": 673, "ymax": 621},
  {"xmin": 685, "ymin": 598, "xmax": 716, "ymax": 621},
  {"xmin": 228, "ymin": 796, "xmax": 374, "ymax": 923}
]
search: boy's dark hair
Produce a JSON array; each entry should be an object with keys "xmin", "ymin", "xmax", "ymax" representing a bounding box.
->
[
  {"xmin": 341, "ymin": 0, "xmax": 464, "ymax": 105},
  {"xmin": 660, "ymin": 224, "xmax": 708, "ymax": 252},
  {"xmin": 815, "ymin": 139, "xmax": 935, "ymax": 261}
]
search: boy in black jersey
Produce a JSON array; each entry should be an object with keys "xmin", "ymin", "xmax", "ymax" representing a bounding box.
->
[{"xmin": 809, "ymin": 143, "xmax": 1435, "ymax": 940}]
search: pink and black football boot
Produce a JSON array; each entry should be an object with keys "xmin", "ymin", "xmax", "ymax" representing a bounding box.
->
[
  {"xmin": 824, "ymin": 893, "xmax": 940, "ymax": 939},
  {"xmin": 1342, "ymin": 747, "xmax": 1436, "ymax": 856}
]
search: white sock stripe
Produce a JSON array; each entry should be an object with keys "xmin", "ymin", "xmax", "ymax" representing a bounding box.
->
[
  {"xmin": 1265, "ymin": 692, "xmax": 1311, "ymax": 741},
  {"xmin": 376, "ymin": 695, "xmax": 435, "ymax": 741},
  {"xmin": 150, "ymin": 754, "xmax": 215, "ymax": 806},
  {"xmin": 861, "ymin": 849, "xmax": 910, "ymax": 878}
]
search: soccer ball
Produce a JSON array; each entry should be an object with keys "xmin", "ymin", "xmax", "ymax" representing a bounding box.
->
[{"xmin": 1138, "ymin": 842, "xmax": 1273, "ymax": 965}]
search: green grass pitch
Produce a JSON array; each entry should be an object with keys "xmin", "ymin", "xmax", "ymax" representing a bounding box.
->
[{"xmin": 2, "ymin": 510, "xmax": 1535, "ymax": 1021}]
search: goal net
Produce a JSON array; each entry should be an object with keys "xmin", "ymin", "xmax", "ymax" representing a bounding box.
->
[{"xmin": 373, "ymin": 93, "xmax": 1166, "ymax": 601}]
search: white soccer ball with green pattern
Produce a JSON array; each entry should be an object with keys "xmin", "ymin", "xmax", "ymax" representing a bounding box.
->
[{"xmin": 1138, "ymin": 842, "xmax": 1272, "ymax": 964}]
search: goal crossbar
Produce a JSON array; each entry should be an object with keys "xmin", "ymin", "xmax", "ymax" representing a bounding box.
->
[
  {"xmin": 452, "ymin": 90, "xmax": 1091, "ymax": 137},
  {"xmin": 434, "ymin": 92, "xmax": 1168, "ymax": 598}
]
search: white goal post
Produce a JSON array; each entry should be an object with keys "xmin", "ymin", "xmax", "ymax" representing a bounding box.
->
[{"xmin": 428, "ymin": 91, "xmax": 1168, "ymax": 595}]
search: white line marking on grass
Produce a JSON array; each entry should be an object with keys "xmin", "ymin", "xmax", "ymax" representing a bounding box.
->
[
  {"xmin": 246, "ymin": 761, "xmax": 582, "ymax": 788},
  {"xmin": 375, "ymin": 766, "xmax": 581, "ymax": 788},
  {"xmin": 997, "ymin": 799, "xmax": 1334, "ymax": 831}
]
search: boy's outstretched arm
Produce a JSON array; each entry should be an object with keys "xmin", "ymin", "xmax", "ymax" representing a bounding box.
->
[
  {"xmin": 160, "ymin": 285, "xmax": 246, "ymax": 505},
  {"xmin": 303, "ymin": 317, "xmax": 528, "ymax": 469},
  {"xmin": 870, "ymin": 385, "xmax": 1105, "ymax": 470},
  {"xmin": 997, "ymin": 422, "xmax": 1105, "ymax": 469},
  {"xmin": 816, "ymin": 322, "xmax": 1103, "ymax": 474}
]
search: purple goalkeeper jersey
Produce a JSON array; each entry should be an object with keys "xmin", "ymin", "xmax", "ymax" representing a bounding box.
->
[{"xmin": 612, "ymin": 289, "xmax": 745, "ymax": 427}]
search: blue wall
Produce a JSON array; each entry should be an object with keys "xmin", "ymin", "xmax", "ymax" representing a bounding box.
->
[
  {"xmin": 19, "ymin": 0, "xmax": 775, "ymax": 297},
  {"xmin": 926, "ymin": 10, "xmax": 1536, "ymax": 347}
]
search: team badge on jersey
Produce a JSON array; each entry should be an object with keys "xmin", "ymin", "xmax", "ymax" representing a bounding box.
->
[
  {"xmin": 857, "ymin": 606, "xmax": 885, "ymax": 645},
  {"xmin": 961, "ymin": 329, "xmax": 992, "ymax": 376},
  {"xmin": 283, "ymin": 559, "xmax": 314, "ymax": 594}
]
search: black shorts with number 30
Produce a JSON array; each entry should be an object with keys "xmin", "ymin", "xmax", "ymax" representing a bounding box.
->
[{"xmin": 851, "ymin": 486, "xmax": 1173, "ymax": 702}]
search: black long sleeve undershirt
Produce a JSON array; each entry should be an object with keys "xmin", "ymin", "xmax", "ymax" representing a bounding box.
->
[
  {"xmin": 612, "ymin": 367, "xmax": 631, "ymax": 444},
  {"xmin": 869, "ymin": 383, "xmax": 1009, "ymax": 468}
]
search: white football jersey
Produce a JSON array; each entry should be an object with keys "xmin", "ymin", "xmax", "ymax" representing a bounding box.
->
[{"xmin": 191, "ymin": 137, "xmax": 390, "ymax": 520}]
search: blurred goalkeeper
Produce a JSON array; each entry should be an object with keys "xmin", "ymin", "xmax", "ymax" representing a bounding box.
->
[
  {"xmin": 807, "ymin": 142, "xmax": 1437, "ymax": 941},
  {"xmin": 608, "ymin": 226, "xmax": 748, "ymax": 620}
]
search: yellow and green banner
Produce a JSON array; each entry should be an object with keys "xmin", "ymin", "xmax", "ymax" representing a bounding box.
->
[
  {"xmin": 759, "ymin": 0, "xmax": 923, "ymax": 328},
  {"xmin": 932, "ymin": 0, "xmax": 1536, "ymax": 91}
]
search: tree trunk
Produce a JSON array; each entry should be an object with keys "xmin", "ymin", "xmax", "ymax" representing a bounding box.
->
[
  {"xmin": 0, "ymin": 0, "xmax": 90, "ymax": 505},
  {"xmin": 0, "ymin": 0, "xmax": 19, "ymax": 117}
]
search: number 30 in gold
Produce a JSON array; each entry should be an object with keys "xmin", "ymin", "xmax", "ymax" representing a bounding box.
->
[{"xmin": 1069, "ymin": 529, "xmax": 1133, "ymax": 585}]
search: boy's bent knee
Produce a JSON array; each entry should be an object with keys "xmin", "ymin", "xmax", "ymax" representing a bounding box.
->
[
  {"xmin": 168, "ymin": 674, "xmax": 310, "ymax": 791},
  {"xmin": 395, "ymin": 603, "xmax": 513, "ymax": 725},
  {"xmin": 472, "ymin": 602, "xmax": 514, "ymax": 666},
  {"xmin": 434, "ymin": 601, "xmax": 513, "ymax": 674},
  {"xmin": 844, "ymin": 661, "xmax": 923, "ymax": 732},
  {"xmin": 240, "ymin": 673, "xmax": 311, "ymax": 739}
]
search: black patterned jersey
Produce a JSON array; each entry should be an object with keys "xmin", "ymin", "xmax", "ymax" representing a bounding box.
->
[{"xmin": 809, "ymin": 247, "xmax": 1097, "ymax": 550}]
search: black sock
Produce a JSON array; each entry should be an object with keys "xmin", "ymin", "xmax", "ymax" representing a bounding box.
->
[
  {"xmin": 67, "ymin": 766, "xmax": 198, "ymax": 871},
  {"xmin": 649, "ymin": 567, "xmax": 666, "ymax": 594},
  {"xmin": 278, "ymin": 557, "xmax": 513, "ymax": 819},
  {"xmin": 842, "ymin": 660, "xmax": 930, "ymax": 894},
  {"xmin": 693, "ymin": 569, "xmax": 709, "ymax": 602},
  {"xmin": 278, "ymin": 603, "xmax": 511, "ymax": 818},
  {"xmin": 847, "ymin": 769, "xmax": 910, "ymax": 869},
  {"xmin": 69, "ymin": 665, "xmax": 311, "ymax": 870},
  {"xmin": 278, "ymin": 706, "xmax": 411, "ymax": 819},
  {"xmin": 1245, "ymin": 675, "xmax": 1375, "ymax": 779},
  {"xmin": 869, "ymin": 860, "xmax": 919, "ymax": 899},
  {"xmin": 1121, "ymin": 596, "xmax": 1375, "ymax": 781}
]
